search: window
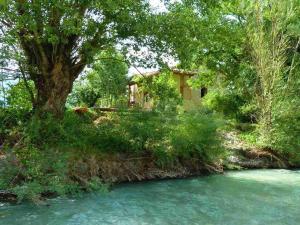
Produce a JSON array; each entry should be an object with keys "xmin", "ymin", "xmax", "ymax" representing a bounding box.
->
[{"xmin": 200, "ymin": 87, "xmax": 208, "ymax": 98}]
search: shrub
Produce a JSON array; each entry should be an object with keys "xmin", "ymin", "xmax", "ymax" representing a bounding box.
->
[
  {"xmin": 0, "ymin": 145, "xmax": 107, "ymax": 202},
  {"xmin": 202, "ymin": 90, "xmax": 258, "ymax": 123},
  {"xmin": 170, "ymin": 110, "xmax": 225, "ymax": 162},
  {"xmin": 202, "ymin": 90, "xmax": 243, "ymax": 118},
  {"xmin": 22, "ymin": 109, "xmax": 169, "ymax": 155},
  {"xmin": 0, "ymin": 81, "xmax": 33, "ymax": 144},
  {"xmin": 0, "ymin": 108, "xmax": 31, "ymax": 145},
  {"xmin": 25, "ymin": 110, "xmax": 98, "ymax": 150},
  {"xmin": 6, "ymin": 81, "xmax": 34, "ymax": 114},
  {"xmin": 269, "ymin": 101, "xmax": 300, "ymax": 164},
  {"xmin": 0, "ymin": 146, "xmax": 78, "ymax": 202},
  {"xmin": 0, "ymin": 107, "xmax": 225, "ymax": 202},
  {"xmin": 24, "ymin": 108, "xmax": 225, "ymax": 162},
  {"xmin": 117, "ymin": 111, "xmax": 171, "ymax": 153}
]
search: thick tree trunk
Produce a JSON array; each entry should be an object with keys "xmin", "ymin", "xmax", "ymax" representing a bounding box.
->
[{"xmin": 32, "ymin": 64, "xmax": 77, "ymax": 118}]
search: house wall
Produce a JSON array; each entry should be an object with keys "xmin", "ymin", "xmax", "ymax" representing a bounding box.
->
[
  {"xmin": 129, "ymin": 83, "xmax": 153, "ymax": 110},
  {"xmin": 172, "ymin": 73, "xmax": 202, "ymax": 111},
  {"xmin": 129, "ymin": 72, "xmax": 202, "ymax": 111}
]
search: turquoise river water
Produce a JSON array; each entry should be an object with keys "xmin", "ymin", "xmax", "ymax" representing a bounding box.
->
[{"xmin": 0, "ymin": 169, "xmax": 300, "ymax": 225}]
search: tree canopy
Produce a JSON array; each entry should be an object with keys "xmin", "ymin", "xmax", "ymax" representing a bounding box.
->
[
  {"xmin": 0, "ymin": 0, "xmax": 161, "ymax": 116},
  {"xmin": 68, "ymin": 49, "xmax": 128, "ymax": 108}
]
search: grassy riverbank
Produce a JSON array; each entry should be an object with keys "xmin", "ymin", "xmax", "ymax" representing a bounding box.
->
[
  {"xmin": 0, "ymin": 109, "xmax": 226, "ymax": 203},
  {"xmin": 1, "ymin": 108, "xmax": 296, "ymax": 203}
]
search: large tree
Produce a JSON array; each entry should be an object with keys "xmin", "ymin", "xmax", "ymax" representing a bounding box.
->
[{"xmin": 0, "ymin": 0, "xmax": 157, "ymax": 117}]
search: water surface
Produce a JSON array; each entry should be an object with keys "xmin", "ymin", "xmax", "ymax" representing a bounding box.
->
[{"xmin": 1, "ymin": 169, "xmax": 300, "ymax": 225}]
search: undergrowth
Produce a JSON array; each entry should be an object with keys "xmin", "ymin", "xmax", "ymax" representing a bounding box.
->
[{"xmin": 0, "ymin": 108, "xmax": 224, "ymax": 202}]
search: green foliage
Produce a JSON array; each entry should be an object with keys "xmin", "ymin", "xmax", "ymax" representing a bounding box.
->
[
  {"xmin": 238, "ymin": 103, "xmax": 259, "ymax": 123},
  {"xmin": 0, "ymin": 144, "xmax": 108, "ymax": 202},
  {"xmin": 88, "ymin": 51, "xmax": 128, "ymax": 100},
  {"xmin": 160, "ymin": 0, "xmax": 247, "ymax": 79},
  {"xmin": 115, "ymin": 111, "xmax": 171, "ymax": 153},
  {"xmin": 170, "ymin": 110, "xmax": 224, "ymax": 162},
  {"xmin": 202, "ymin": 89, "xmax": 258, "ymax": 123},
  {"xmin": 24, "ymin": 110, "xmax": 168, "ymax": 155},
  {"xmin": 0, "ymin": 0, "xmax": 153, "ymax": 64},
  {"xmin": 6, "ymin": 81, "xmax": 34, "ymax": 114},
  {"xmin": 25, "ymin": 110, "xmax": 100, "ymax": 151},
  {"xmin": 136, "ymin": 71, "xmax": 182, "ymax": 112},
  {"xmin": 1, "ymin": 103, "xmax": 225, "ymax": 202},
  {"xmin": 86, "ymin": 109, "xmax": 224, "ymax": 163},
  {"xmin": 238, "ymin": 126, "xmax": 259, "ymax": 146},
  {"xmin": 0, "ymin": 146, "xmax": 78, "ymax": 202},
  {"xmin": 187, "ymin": 66, "xmax": 215, "ymax": 88},
  {"xmin": 270, "ymin": 99, "xmax": 300, "ymax": 164},
  {"xmin": 0, "ymin": 81, "xmax": 34, "ymax": 144},
  {"xmin": 68, "ymin": 49, "xmax": 128, "ymax": 108},
  {"xmin": 203, "ymin": 90, "xmax": 243, "ymax": 118},
  {"xmin": 68, "ymin": 81, "xmax": 101, "ymax": 108},
  {"xmin": 244, "ymin": 0, "xmax": 300, "ymax": 162},
  {"xmin": 0, "ymin": 109, "xmax": 19, "ymax": 144}
]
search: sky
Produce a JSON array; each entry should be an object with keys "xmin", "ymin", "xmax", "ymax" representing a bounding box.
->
[
  {"xmin": 149, "ymin": 0, "xmax": 168, "ymax": 12},
  {"xmin": 128, "ymin": 0, "xmax": 178, "ymax": 75}
]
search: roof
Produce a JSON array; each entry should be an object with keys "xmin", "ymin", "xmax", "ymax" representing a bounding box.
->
[{"xmin": 129, "ymin": 68, "xmax": 198, "ymax": 85}]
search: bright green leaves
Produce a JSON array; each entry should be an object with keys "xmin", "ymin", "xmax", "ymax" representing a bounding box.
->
[
  {"xmin": 68, "ymin": 49, "xmax": 128, "ymax": 108},
  {"xmin": 0, "ymin": 0, "xmax": 7, "ymax": 6},
  {"xmin": 137, "ymin": 71, "xmax": 182, "ymax": 112},
  {"xmin": 87, "ymin": 50, "xmax": 128, "ymax": 100},
  {"xmin": 0, "ymin": 0, "xmax": 158, "ymax": 69},
  {"xmin": 187, "ymin": 66, "xmax": 215, "ymax": 88},
  {"xmin": 6, "ymin": 81, "xmax": 34, "ymax": 112}
]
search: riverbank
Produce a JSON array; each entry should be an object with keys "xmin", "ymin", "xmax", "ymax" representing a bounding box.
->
[
  {"xmin": 0, "ymin": 111, "xmax": 297, "ymax": 203},
  {"xmin": 223, "ymin": 131, "xmax": 294, "ymax": 169},
  {"xmin": 0, "ymin": 110, "xmax": 227, "ymax": 203},
  {"xmin": 0, "ymin": 152, "xmax": 222, "ymax": 203},
  {"xmin": 0, "ymin": 145, "xmax": 293, "ymax": 203}
]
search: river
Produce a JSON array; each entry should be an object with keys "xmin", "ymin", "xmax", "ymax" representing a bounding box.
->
[{"xmin": 0, "ymin": 169, "xmax": 299, "ymax": 225}]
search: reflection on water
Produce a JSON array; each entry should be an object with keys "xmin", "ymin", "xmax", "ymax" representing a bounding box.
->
[{"xmin": 0, "ymin": 169, "xmax": 299, "ymax": 225}]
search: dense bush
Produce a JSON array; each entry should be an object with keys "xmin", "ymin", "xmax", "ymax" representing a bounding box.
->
[
  {"xmin": 0, "ymin": 81, "xmax": 33, "ymax": 144},
  {"xmin": 0, "ymin": 110, "xmax": 110, "ymax": 202},
  {"xmin": 202, "ymin": 90, "xmax": 258, "ymax": 123},
  {"xmin": 0, "ymin": 108, "xmax": 31, "ymax": 146},
  {"xmin": 114, "ymin": 111, "xmax": 172, "ymax": 153},
  {"xmin": 24, "ymin": 110, "xmax": 170, "ymax": 154},
  {"xmin": 268, "ymin": 100, "xmax": 300, "ymax": 164},
  {"xmin": 6, "ymin": 81, "xmax": 34, "ymax": 114},
  {"xmin": 0, "ymin": 145, "xmax": 106, "ymax": 203},
  {"xmin": 170, "ymin": 110, "xmax": 225, "ymax": 162},
  {"xmin": 25, "ymin": 110, "xmax": 99, "ymax": 150},
  {"xmin": 0, "ymin": 108, "xmax": 225, "ymax": 202},
  {"xmin": 0, "ymin": 147, "xmax": 77, "ymax": 202}
]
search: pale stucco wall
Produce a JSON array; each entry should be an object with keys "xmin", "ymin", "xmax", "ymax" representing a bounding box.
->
[
  {"xmin": 130, "ymin": 72, "xmax": 202, "ymax": 111},
  {"xmin": 172, "ymin": 73, "xmax": 201, "ymax": 111}
]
